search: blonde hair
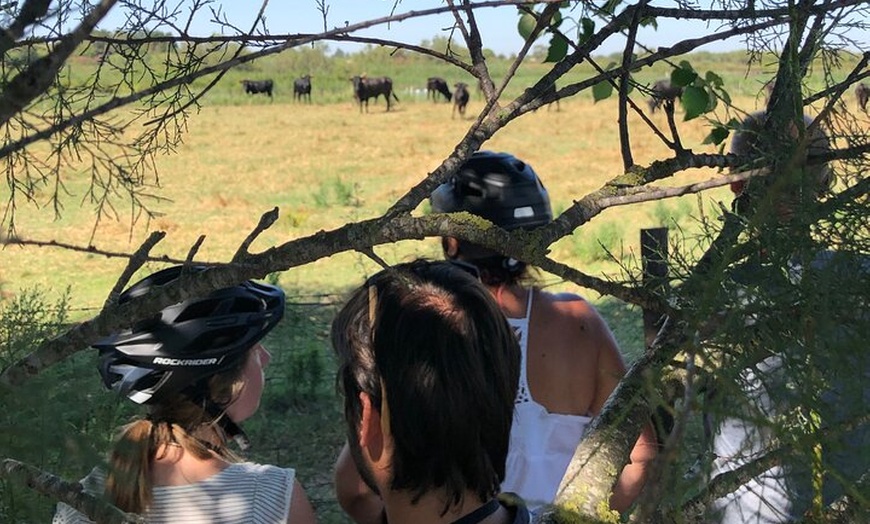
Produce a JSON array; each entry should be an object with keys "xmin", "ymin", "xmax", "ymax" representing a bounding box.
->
[{"xmin": 105, "ymin": 352, "xmax": 249, "ymax": 513}]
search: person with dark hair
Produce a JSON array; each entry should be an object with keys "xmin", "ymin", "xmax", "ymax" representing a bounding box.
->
[
  {"xmin": 705, "ymin": 112, "xmax": 870, "ymax": 523},
  {"xmin": 334, "ymin": 152, "xmax": 656, "ymax": 520},
  {"xmin": 53, "ymin": 265, "xmax": 316, "ymax": 524},
  {"xmin": 331, "ymin": 260, "xmax": 529, "ymax": 524}
]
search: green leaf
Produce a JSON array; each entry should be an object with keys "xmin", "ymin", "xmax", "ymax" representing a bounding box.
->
[
  {"xmin": 544, "ymin": 33, "xmax": 569, "ymax": 63},
  {"xmin": 578, "ymin": 18, "xmax": 594, "ymax": 44},
  {"xmin": 671, "ymin": 66, "xmax": 698, "ymax": 88},
  {"xmin": 518, "ymin": 12, "xmax": 538, "ymax": 41},
  {"xmin": 550, "ymin": 10, "xmax": 563, "ymax": 29},
  {"xmin": 682, "ymin": 85, "xmax": 709, "ymax": 121},
  {"xmin": 702, "ymin": 126, "xmax": 730, "ymax": 145},
  {"xmin": 640, "ymin": 16, "xmax": 658, "ymax": 29},
  {"xmin": 581, "ymin": 17, "xmax": 595, "ymax": 37},
  {"xmin": 592, "ymin": 80, "xmax": 613, "ymax": 102},
  {"xmin": 602, "ymin": 0, "xmax": 622, "ymax": 15},
  {"xmin": 705, "ymin": 71, "xmax": 724, "ymax": 87},
  {"xmin": 706, "ymin": 89, "xmax": 718, "ymax": 111}
]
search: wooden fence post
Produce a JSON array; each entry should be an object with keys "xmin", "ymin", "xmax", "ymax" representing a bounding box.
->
[{"xmin": 641, "ymin": 227, "xmax": 669, "ymax": 349}]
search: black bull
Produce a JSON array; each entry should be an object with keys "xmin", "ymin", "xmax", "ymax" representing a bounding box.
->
[
  {"xmin": 351, "ymin": 76, "xmax": 399, "ymax": 112},
  {"xmin": 294, "ymin": 75, "xmax": 312, "ymax": 103},
  {"xmin": 648, "ymin": 79, "xmax": 682, "ymax": 113},
  {"xmin": 427, "ymin": 77, "xmax": 452, "ymax": 102},
  {"xmin": 857, "ymin": 83, "xmax": 869, "ymax": 113},
  {"xmin": 241, "ymin": 79, "xmax": 273, "ymax": 98}
]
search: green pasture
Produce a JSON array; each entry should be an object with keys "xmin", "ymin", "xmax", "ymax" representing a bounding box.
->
[
  {"xmin": 1, "ymin": 90, "xmax": 747, "ymax": 318},
  {"xmin": 2, "ymin": 47, "xmax": 868, "ymax": 522}
]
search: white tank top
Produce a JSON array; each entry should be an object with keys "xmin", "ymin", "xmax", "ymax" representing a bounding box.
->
[{"xmin": 500, "ymin": 289, "xmax": 593, "ymax": 513}]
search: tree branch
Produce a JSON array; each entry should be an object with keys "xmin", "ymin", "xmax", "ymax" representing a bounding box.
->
[
  {"xmin": 103, "ymin": 231, "xmax": 166, "ymax": 309},
  {"xmin": 0, "ymin": 0, "xmax": 118, "ymax": 126},
  {"xmin": 0, "ymin": 459, "xmax": 144, "ymax": 524}
]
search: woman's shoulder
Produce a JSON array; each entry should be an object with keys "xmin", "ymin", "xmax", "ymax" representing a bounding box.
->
[
  {"xmin": 534, "ymin": 288, "xmax": 607, "ymax": 326},
  {"xmin": 222, "ymin": 461, "xmax": 296, "ymax": 483}
]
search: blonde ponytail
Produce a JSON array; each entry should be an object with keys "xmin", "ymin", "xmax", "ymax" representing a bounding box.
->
[
  {"xmin": 105, "ymin": 419, "xmax": 153, "ymax": 513},
  {"xmin": 105, "ymin": 351, "xmax": 250, "ymax": 513}
]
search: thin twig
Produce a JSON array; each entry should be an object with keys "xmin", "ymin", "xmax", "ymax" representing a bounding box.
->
[
  {"xmin": 356, "ymin": 247, "xmax": 389, "ymax": 270},
  {"xmin": 232, "ymin": 207, "xmax": 279, "ymax": 263},
  {"xmin": 618, "ymin": 0, "xmax": 646, "ymax": 170},
  {"xmin": 186, "ymin": 235, "xmax": 206, "ymax": 264},
  {"xmin": 103, "ymin": 231, "xmax": 166, "ymax": 309}
]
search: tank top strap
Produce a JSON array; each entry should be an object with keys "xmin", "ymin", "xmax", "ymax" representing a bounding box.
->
[
  {"xmin": 506, "ymin": 287, "xmax": 533, "ymax": 404},
  {"xmin": 524, "ymin": 287, "xmax": 534, "ymax": 318}
]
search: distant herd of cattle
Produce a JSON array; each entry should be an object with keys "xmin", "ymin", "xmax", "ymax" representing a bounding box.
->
[{"xmin": 240, "ymin": 75, "xmax": 870, "ymax": 116}]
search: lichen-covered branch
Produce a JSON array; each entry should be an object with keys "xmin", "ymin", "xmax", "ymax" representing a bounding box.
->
[{"xmin": 0, "ymin": 459, "xmax": 144, "ymax": 524}]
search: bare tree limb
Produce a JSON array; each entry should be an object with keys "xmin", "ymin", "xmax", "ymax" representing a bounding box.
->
[
  {"xmin": 185, "ymin": 235, "xmax": 206, "ymax": 264},
  {"xmin": 232, "ymin": 207, "xmax": 279, "ymax": 264},
  {"xmin": 0, "ymin": 0, "xmax": 52, "ymax": 54},
  {"xmin": 0, "ymin": 459, "xmax": 144, "ymax": 524},
  {"xmin": 0, "ymin": 0, "xmax": 118, "ymax": 126},
  {"xmin": 618, "ymin": 0, "xmax": 647, "ymax": 170},
  {"xmin": 103, "ymin": 231, "xmax": 166, "ymax": 309}
]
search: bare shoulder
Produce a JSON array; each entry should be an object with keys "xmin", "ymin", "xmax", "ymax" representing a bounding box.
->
[
  {"xmin": 540, "ymin": 290, "xmax": 611, "ymax": 330},
  {"xmin": 536, "ymin": 292, "xmax": 624, "ymax": 373},
  {"xmin": 529, "ymin": 288, "xmax": 624, "ymax": 415}
]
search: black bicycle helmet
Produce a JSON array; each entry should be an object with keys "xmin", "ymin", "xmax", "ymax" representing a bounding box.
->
[
  {"xmin": 96, "ymin": 265, "xmax": 285, "ymax": 406},
  {"xmin": 430, "ymin": 151, "xmax": 553, "ymax": 230}
]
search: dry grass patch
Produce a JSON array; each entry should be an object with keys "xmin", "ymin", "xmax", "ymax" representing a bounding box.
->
[{"xmin": 1, "ymin": 95, "xmax": 773, "ymax": 312}]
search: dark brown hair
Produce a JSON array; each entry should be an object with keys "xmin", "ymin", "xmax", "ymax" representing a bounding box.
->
[{"xmin": 332, "ymin": 260, "xmax": 520, "ymax": 512}]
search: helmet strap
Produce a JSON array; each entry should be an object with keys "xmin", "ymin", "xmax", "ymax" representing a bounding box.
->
[{"xmin": 202, "ymin": 397, "xmax": 251, "ymax": 451}]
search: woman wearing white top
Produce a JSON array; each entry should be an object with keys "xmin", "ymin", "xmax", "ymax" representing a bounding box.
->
[{"xmin": 334, "ymin": 151, "xmax": 657, "ymax": 520}]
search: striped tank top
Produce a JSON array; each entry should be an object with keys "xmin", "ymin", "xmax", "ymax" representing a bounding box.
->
[{"xmin": 52, "ymin": 462, "xmax": 296, "ymax": 523}]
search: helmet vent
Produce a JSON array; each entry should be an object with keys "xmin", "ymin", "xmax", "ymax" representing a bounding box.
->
[
  {"xmin": 175, "ymin": 301, "xmax": 220, "ymax": 323},
  {"xmin": 514, "ymin": 206, "xmax": 534, "ymax": 219},
  {"xmin": 186, "ymin": 325, "xmax": 249, "ymax": 354}
]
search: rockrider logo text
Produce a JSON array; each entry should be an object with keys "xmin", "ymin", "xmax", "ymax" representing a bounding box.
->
[{"xmin": 152, "ymin": 357, "xmax": 219, "ymax": 366}]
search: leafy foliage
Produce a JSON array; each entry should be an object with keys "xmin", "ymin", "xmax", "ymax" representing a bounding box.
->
[{"xmin": 0, "ymin": 288, "xmax": 122, "ymax": 521}]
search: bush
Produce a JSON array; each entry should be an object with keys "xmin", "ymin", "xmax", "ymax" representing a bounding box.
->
[{"xmin": 0, "ymin": 287, "xmax": 125, "ymax": 522}]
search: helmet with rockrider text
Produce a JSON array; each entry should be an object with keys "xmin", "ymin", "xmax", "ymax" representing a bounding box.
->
[
  {"xmin": 96, "ymin": 265, "xmax": 285, "ymax": 406},
  {"xmin": 430, "ymin": 151, "xmax": 553, "ymax": 230}
]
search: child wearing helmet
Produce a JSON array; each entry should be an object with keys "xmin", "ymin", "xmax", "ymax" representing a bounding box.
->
[
  {"xmin": 333, "ymin": 151, "xmax": 657, "ymax": 520},
  {"xmin": 53, "ymin": 265, "xmax": 316, "ymax": 524}
]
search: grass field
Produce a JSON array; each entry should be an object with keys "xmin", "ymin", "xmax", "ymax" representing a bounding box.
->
[
  {"xmin": 2, "ymin": 48, "xmax": 868, "ymax": 521},
  {"xmin": 2, "ymin": 93, "xmax": 749, "ymax": 310}
]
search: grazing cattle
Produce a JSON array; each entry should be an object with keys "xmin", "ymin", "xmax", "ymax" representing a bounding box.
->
[
  {"xmin": 293, "ymin": 75, "xmax": 312, "ymax": 103},
  {"xmin": 241, "ymin": 79, "xmax": 273, "ymax": 98},
  {"xmin": 350, "ymin": 75, "xmax": 399, "ymax": 112},
  {"xmin": 857, "ymin": 83, "xmax": 869, "ymax": 113},
  {"xmin": 648, "ymin": 79, "xmax": 682, "ymax": 113},
  {"xmin": 545, "ymin": 84, "xmax": 561, "ymax": 111},
  {"xmin": 427, "ymin": 77, "xmax": 452, "ymax": 102},
  {"xmin": 532, "ymin": 83, "xmax": 560, "ymax": 112},
  {"xmin": 452, "ymin": 82, "xmax": 470, "ymax": 119}
]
